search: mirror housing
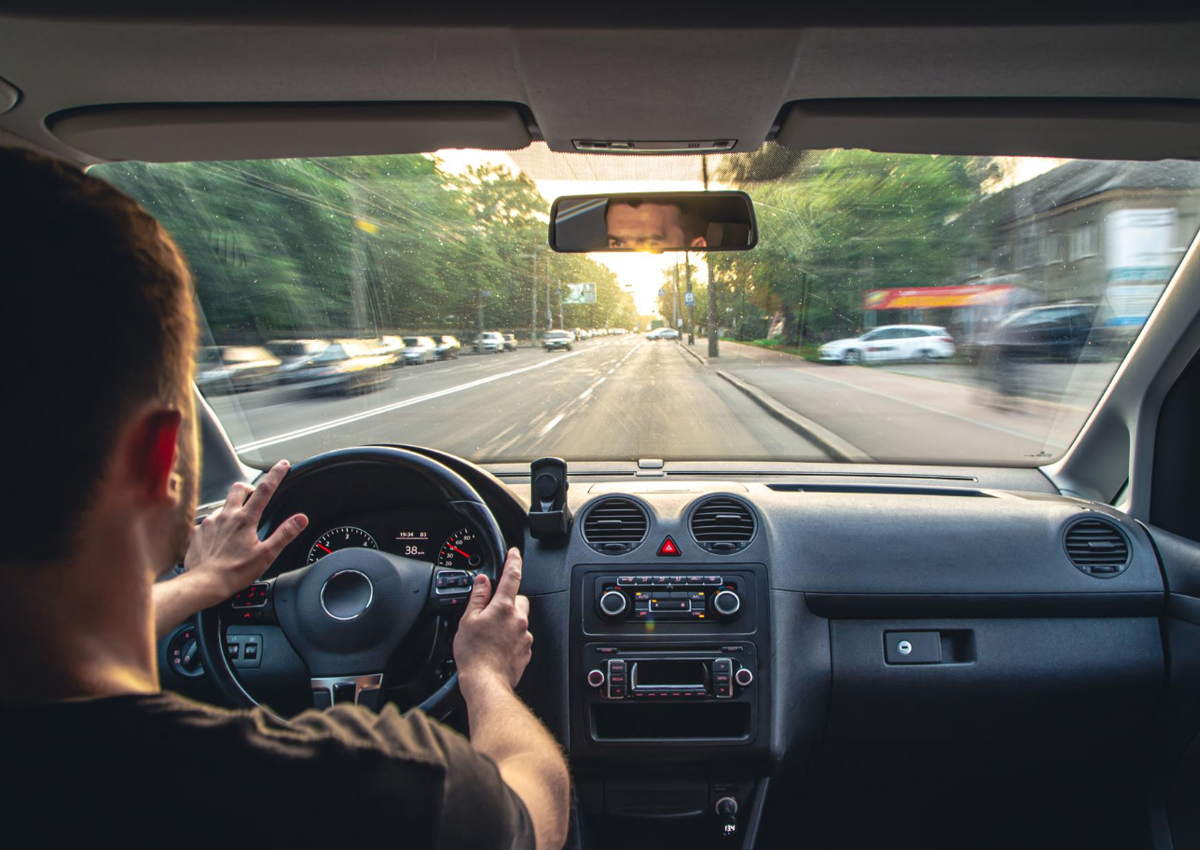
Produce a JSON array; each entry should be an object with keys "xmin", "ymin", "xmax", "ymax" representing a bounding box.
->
[{"xmin": 549, "ymin": 191, "xmax": 757, "ymax": 253}]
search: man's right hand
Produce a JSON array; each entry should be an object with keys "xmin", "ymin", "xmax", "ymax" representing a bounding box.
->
[{"xmin": 453, "ymin": 548, "xmax": 533, "ymax": 692}]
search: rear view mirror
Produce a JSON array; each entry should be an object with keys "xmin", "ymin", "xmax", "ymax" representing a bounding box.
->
[{"xmin": 549, "ymin": 191, "xmax": 757, "ymax": 252}]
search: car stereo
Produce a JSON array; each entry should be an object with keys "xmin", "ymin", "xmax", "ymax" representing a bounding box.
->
[{"xmin": 586, "ymin": 652, "xmax": 755, "ymax": 701}]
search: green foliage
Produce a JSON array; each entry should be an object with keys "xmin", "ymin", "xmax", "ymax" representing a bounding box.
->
[
  {"xmin": 96, "ymin": 155, "xmax": 636, "ymax": 342},
  {"xmin": 709, "ymin": 148, "xmax": 997, "ymax": 344}
]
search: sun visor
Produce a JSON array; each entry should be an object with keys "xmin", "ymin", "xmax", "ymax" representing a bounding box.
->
[
  {"xmin": 47, "ymin": 102, "xmax": 532, "ymax": 162},
  {"xmin": 776, "ymin": 99, "xmax": 1200, "ymax": 161}
]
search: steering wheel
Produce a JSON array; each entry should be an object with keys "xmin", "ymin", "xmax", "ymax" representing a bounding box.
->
[{"xmin": 195, "ymin": 446, "xmax": 507, "ymax": 716}]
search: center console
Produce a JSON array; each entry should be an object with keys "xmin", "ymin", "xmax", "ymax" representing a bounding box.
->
[{"xmin": 569, "ymin": 565, "xmax": 771, "ymax": 847}]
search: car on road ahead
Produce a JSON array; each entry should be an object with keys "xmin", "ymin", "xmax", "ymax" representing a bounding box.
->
[
  {"xmin": 400, "ymin": 336, "xmax": 438, "ymax": 366},
  {"xmin": 543, "ymin": 329, "xmax": 574, "ymax": 351},
  {"xmin": 266, "ymin": 339, "xmax": 331, "ymax": 384},
  {"xmin": 434, "ymin": 335, "xmax": 461, "ymax": 360},
  {"xmin": 646, "ymin": 327, "xmax": 680, "ymax": 340},
  {"xmin": 502, "ymin": 333, "xmax": 518, "ymax": 352},
  {"xmin": 819, "ymin": 325, "xmax": 955, "ymax": 364},
  {"xmin": 293, "ymin": 338, "xmax": 395, "ymax": 394},
  {"xmin": 474, "ymin": 331, "xmax": 505, "ymax": 354},
  {"xmin": 194, "ymin": 345, "xmax": 282, "ymax": 394}
]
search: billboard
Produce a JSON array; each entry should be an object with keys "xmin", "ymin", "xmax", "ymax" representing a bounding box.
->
[{"xmin": 564, "ymin": 282, "xmax": 597, "ymax": 304}]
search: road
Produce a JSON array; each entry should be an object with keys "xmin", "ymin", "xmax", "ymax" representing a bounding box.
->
[
  {"xmin": 207, "ymin": 336, "xmax": 829, "ymax": 468},
  {"xmin": 205, "ymin": 335, "xmax": 1109, "ymax": 469}
]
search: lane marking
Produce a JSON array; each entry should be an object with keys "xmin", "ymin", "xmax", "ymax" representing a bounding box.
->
[
  {"xmin": 538, "ymin": 413, "xmax": 565, "ymax": 437},
  {"xmin": 577, "ymin": 377, "xmax": 606, "ymax": 400},
  {"xmin": 235, "ymin": 347, "xmax": 592, "ymax": 451}
]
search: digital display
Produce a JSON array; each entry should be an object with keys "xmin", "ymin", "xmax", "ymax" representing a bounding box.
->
[
  {"xmin": 395, "ymin": 530, "xmax": 430, "ymax": 559},
  {"xmin": 634, "ymin": 660, "xmax": 707, "ymax": 688}
]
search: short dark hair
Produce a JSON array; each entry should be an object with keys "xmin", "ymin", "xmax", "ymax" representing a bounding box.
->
[{"xmin": 2, "ymin": 146, "xmax": 196, "ymax": 566}]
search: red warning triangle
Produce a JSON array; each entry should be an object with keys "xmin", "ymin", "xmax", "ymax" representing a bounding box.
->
[{"xmin": 657, "ymin": 536, "xmax": 681, "ymax": 557}]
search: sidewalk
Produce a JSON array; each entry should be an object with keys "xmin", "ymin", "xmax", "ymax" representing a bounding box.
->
[{"xmin": 676, "ymin": 338, "xmax": 1095, "ymax": 464}]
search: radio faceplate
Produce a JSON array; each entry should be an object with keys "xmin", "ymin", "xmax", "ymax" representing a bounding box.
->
[{"xmin": 583, "ymin": 569, "xmax": 758, "ymax": 636}]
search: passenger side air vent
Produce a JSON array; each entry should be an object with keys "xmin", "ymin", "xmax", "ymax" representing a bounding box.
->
[
  {"xmin": 690, "ymin": 496, "xmax": 756, "ymax": 554},
  {"xmin": 582, "ymin": 498, "xmax": 649, "ymax": 554},
  {"xmin": 1064, "ymin": 517, "xmax": 1130, "ymax": 577}
]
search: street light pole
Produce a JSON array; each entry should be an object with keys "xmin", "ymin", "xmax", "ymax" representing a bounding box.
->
[{"xmin": 685, "ymin": 251, "xmax": 694, "ymax": 346}]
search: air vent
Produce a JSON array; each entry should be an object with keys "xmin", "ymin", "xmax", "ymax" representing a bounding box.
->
[
  {"xmin": 1064, "ymin": 518, "xmax": 1130, "ymax": 577},
  {"xmin": 690, "ymin": 496, "xmax": 756, "ymax": 554},
  {"xmin": 582, "ymin": 498, "xmax": 649, "ymax": 554}
]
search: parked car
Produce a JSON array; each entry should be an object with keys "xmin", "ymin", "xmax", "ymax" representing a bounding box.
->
[
  {"xmin": 377, "ymin": 335, "xmax": 406, "ymax": 364},
  {"xmin": 434, "ymin": 335, "xmax": 461, "ymax": 360},
  {"xmin": 646, "ymin": 327, "xmax": 680, "ymax": 340},
  {"xmin": 293, "ymin": 339, "xmax": 395, "ymax": 395},
  {"xmin": 194, "ymin": 345, "xmax": 281, "ymax": 394},
  {"xmin": 266, "ymin": 339, "xmax": 330, "ymax": 383},
  {"xmin": 543, "ymin": 329, "xmax": 574, "ymax": 351},
  {"xmin": 502, "ymin": 333, "xmax": 518, "ymax": 352},
  {"xmin": 987, "ymin": 302, "xmax": 1098, "ymax": 362},
  {"xmin": 819, "ymin": 325, "xmax": 955, "ymax": 364},
  {"xmin": 400, "ymin": 335, "xmax": 438, "ymax": 366},
  {"xmin": 474, "ymin": 331, "xmax": 505, "ymax": 353}
]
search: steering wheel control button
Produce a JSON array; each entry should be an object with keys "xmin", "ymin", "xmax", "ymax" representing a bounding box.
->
[
  {"xmin": 231, "ymin": 582, "xmax": 270, "ymax": 609},
  {"xmin": 656, "ymin": 536, "xmax": 681, "ymax": 556},
  {"xmin": 587, "ymin": 669, "xmax": 606, "ymax": 688},
  {"xmin": 712, "ymin": 590, "xmax": 742, "ymax": 618},
  {"xmin": 734, "ymin": 667, "xmax": 754, "ymax": 688},
  {"xmin": 319, "ymin": 570, "xmax": 374, "ymax": 621},
  {"xmin": 599, "ymin": 590, "xmax": 628, "ymax": 618},
  {"xmin": 885, "ymin": 631, "xmax": 943, "ymax": 664}
]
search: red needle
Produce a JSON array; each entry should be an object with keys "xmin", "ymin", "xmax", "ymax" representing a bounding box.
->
[
  {"xmin": 447, "ymin": 543, "xmax": 470, "ymax": 558},
  {"xmin": 316, "ymin": 543, "xmax": 333, "ymax": 554}
]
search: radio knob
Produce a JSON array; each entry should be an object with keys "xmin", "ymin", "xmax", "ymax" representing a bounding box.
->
[
  {"xmin": 712, "ymin": 590, "xmax": 741, "ymax": 618},
  {"xmin": 734, "ymin": 667, "xmax": 754, "ymax": 688},
  {"xmin": 599, "ymin": 590, "xmax": 628, "ymax": 618},
  {"xmin": 587, "ymin": 669, "xmax": 606, "ymax": 688}
]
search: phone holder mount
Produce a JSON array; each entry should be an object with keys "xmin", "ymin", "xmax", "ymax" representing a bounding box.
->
[{"xmin": 529, "ymin": 457, "xmax": 572, "ymax": 540}]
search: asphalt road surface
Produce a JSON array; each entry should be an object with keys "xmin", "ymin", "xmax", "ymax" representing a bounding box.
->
[
  {"xmin": 206, "ymin": 335, "xmax": 1109, "ymax": 470},
  {"xmin": 208, "ymin": 336, "xmax": 829, "ymax": 468}
]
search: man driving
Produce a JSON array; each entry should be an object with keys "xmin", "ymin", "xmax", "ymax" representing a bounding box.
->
[
  {"xmin": 606, "ymin": 199, "xmax": 709, "ymax": 251},
  {"xmin": 0, "ymin": 147, "xmax": 570, "ymax": 848}
]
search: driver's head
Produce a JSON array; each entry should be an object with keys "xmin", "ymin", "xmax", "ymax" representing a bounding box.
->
[
  {"xmin": 606, "ymin": 200, "xmax": 708, "ymax": 252},
  {"xmin": 2, "ymin": 147, "xmax": 199, "ymax": 577}
]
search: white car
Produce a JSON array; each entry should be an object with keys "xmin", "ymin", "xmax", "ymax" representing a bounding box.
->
[
  {"xmin": 400, "ymin": 335, "xmax": 438, "ymax": 365},
  {"xmin": 474, "ymin": 331, "xmax": 505, "ymax": 353},
  {"xmin": 646, "ymin": 327, "xmax": 680, "ymax": 340},
  {"xmin": 819, "ymin": 325, "xmax": 955, "ymax": 364}
]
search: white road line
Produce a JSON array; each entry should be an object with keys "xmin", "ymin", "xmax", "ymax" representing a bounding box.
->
[
  {"xmin": 538, "ymin": 413, "xmax": 565, "ymax": 437},
  {"xmin": 235, "ymin": 347, "xmax": 591, "ymax": 452},
  {"xmin": 577, "ymin": 377, "xmax": 606, "ymax": 400}
]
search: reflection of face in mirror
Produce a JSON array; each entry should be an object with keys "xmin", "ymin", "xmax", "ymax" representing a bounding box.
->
[{"xmin": 606, "ymin": 201, "xmax": 708, "ymax": 252}]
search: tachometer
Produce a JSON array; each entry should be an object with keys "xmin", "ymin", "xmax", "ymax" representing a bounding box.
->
[
  {"xmin": 437, "ymin": 527, "xmax": 483, "ymax": 569},
  {"xmin": 307, "ymin": 526, "xmax": 378, "ymax": 564}
]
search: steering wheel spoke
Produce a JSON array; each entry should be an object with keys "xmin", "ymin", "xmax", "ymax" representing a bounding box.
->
[{"xmin": 311, "ymin": 673, "xmax": 384, "ymax": 709}]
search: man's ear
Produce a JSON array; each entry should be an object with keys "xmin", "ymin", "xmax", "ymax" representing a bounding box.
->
[{"xmin": 124, "ymin": 407, "xmax": 182, "ymax": 506}]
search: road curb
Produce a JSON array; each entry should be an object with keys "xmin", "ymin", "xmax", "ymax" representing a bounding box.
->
[
  {"xmin": 714, "ymin": 370, "xmax": 873, "ymax": 462},
  {"xmin": 676, "ymin": 341, "xmax": 708, "ymax": 365}
]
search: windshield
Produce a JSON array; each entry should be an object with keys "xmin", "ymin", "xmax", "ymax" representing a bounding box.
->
[{"xmin": 95, "ymin": 144, "xmax": 1200, "ymax": 468}]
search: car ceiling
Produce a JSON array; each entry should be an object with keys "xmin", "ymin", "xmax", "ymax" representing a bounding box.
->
[{"xmin": 2, "ymin": 9, "xmax": 1200, "ymax": 164}]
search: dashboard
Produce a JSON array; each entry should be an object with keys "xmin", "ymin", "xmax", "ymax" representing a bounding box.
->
[{"xmin": 157, "ymin": 457, "xmax": 1193, "ymax": 850}]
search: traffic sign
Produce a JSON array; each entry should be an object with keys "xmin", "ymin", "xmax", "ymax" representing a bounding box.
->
[{"xmin": 684, "ymin": 291, "xmax": 695, "ymax": 307}]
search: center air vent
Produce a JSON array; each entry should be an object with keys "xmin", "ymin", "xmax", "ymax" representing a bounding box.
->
[
  {"xmin": 690, "ymin": 496, "xmax": 756, "ymax": 554},
  {"xmin": 1064, "ymin": 517, "xmax": 1130, "ymax": 577},
  {"xmin": 582, "ymin": 498, "xmax": 649, "ymax": 555}
]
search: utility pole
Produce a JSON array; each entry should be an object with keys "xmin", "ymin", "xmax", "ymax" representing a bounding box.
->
[
  {"xmin": 545, "ymin": 260, "xmax": 553, "ymax": 330},
  {"xmin": 685, "ymin": 251, "xmax": 694, "ymax": 346},
  {"xmin": 703, "ymin": 155, "xmax": 719, "ymax": 358},
  {"xmin": 558, "ymin": 285, "xmax": 565, "ymax": 331},
  {"xmin": 530, "ymin": 250, "xmax": 539, "ymax": 347}
]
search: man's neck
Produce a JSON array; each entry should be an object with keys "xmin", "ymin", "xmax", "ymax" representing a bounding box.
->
[{"xmin": 0, "ymin": 540, "xmax": 159, "ymax": 704}]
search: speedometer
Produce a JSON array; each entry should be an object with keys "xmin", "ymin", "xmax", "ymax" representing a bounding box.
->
[
  {"xmin": 307, "ymin": 526, "xmax": 378, "ymax": 564},
  {"xmin": 437, "ymin": 527, "xmax": 483, "ymax": 569}
]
